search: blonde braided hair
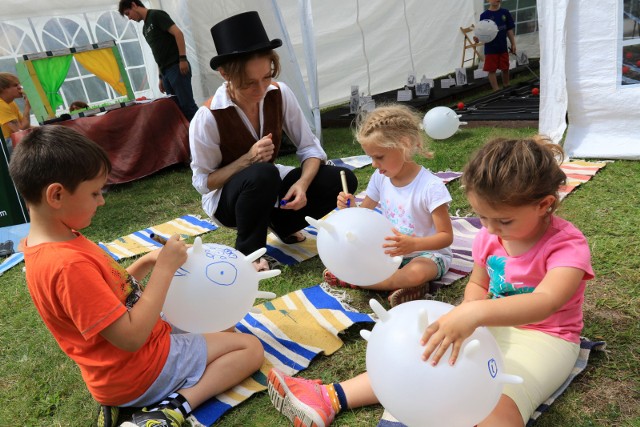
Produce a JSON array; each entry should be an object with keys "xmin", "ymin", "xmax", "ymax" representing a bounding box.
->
[{"xmin": 354, "ymin": 104, "xmax": 433, "ymax": 159}]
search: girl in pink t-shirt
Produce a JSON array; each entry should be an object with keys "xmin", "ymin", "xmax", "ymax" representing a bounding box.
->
[{"xmin": 421, "ymin": 136, "xmax": 594, "ymax": 426}]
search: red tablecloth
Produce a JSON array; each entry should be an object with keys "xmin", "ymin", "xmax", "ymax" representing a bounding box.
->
[{"xmin": 12, "ymin": 98, "xmax": 190, "ymax": 185}]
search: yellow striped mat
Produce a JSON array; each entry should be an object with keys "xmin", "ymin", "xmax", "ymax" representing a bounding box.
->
[
  {"xmin": 189, "ymin": 284, "xmax": 374, "ymax": 425},
  {"xmin": 98, "ymin": 215, "xmax": 217, "ymax": 261}
]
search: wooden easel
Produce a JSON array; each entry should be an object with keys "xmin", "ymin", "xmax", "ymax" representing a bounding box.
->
[{"xmin": 460, "ymin": 25, "xmax": 482, "ymax": 68}]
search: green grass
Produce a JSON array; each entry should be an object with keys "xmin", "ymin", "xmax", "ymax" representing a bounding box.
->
[{"xmin": 1, "ymin": 120, "xmax": 639, "ymax": 426}]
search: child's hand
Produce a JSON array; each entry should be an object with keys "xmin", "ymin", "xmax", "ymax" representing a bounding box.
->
[
  {"xmin": 420, "ymin": 303, "xmax": 479, "ymax": 366},
  {"xmin": 383, "ymin": 228, "xmax": 414, "ymax": 256},
  {"xmin": 337, "ymin": 191, "xmax": 354, "ymax": 209},
  {"xmin": 155, "ymin": 234, "xmax": 187, "ymax": 272}
]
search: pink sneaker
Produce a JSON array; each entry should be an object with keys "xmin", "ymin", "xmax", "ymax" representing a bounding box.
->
[{"xmin": 267, "ymin": 368, "xmax": 336, "ymax": 427}]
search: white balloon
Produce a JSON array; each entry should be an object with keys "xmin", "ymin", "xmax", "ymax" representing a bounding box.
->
[
  {"xmin": 305, "ymin": 209, "xmax": 402, "ymax": 286},
  {"xmin": 360, "ymin": 300, "xmax": 523, "ymax": 427},
  {"xmin": 422, "ymin": 106, "xmax": 463, "ymax": 140},
  {"xmin": 475, "ymin": 19, "xmax": 499, "ymax": 43},
  {"xmin": 162, "ymin": 237, "xmax": 279, "ymax": 333}
]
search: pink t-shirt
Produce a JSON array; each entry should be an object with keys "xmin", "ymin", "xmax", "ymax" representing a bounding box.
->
[{"xmin": 472, "ymin": 215, "xmax": 594, "ymax": 343}]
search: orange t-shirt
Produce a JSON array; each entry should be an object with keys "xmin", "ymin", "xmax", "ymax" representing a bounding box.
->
[{"xmin": 23, "ymin": 232, "xmax": 171, "ymax": 406}]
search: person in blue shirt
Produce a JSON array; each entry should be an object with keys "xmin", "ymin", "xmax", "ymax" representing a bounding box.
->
[{"xmin": 475, "ymin": 0, "xmax": 516, "ymax": 91}]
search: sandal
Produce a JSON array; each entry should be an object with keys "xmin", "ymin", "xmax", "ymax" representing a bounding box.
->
[
  {"xmin": 279, "ymin": 231, "xmax": 306, "ymax": 245},
  {"xmin": 323, "ymin": 269, "xmax": 359, "ymax": 289},
  {"xmin": 388, "ymin": 283, "xmax": 432, "ymax": 308},
  {"xmin": 254, "ymin": 254, "xmax": 283, "ymax": 272}
]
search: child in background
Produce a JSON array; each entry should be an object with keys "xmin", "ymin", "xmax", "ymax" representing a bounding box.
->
[
  {"xmin": 421, "ymin": 136, "xmax": 594, "ymax": 426},
  {"xmin": 323, "ymin": 104, "xmax": 453, "ymax": 307},
  {"xmin": 0, "ymin": 72, "xmax": 32, "ymax": 154},
  {"xmin": 475, "ymin": 0, "xmax": 516, "ymax": 91},
  {"xmin": 267, "ymin": 136, "xmax": 593, "ymax": 427},
  {"xmin": 9, "ymin": 126, "xmax": 264, "ymax": 427}
]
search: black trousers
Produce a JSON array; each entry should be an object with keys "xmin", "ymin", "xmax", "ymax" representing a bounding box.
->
[{"xmin": 214, "ymin": 162, "xmax": 358, "ymax": 255}]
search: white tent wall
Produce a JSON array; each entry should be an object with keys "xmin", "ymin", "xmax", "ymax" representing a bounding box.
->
[
  {"xmin": 539, "ymin": 0, "xmax": 640, "ymax": 160},
  {"xmin": 0, "ymin": 0, "xmax": 544, "ymax": 131},
  {"xmin": 158, "ymin": 0, "xmax": 479, "ymax": 112}
]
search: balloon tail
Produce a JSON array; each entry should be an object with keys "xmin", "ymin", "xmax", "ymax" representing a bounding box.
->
[
  {"xmin": 461, "ymin": 339, "xmax": 481, "ymax": 359},
  {"xmin": 360, "ymin": 329, "xmax": 371, "ymax": 341},
  {"xmin": 256, "ymin": 290, "xmax": 277, "ymax": 299},
  {"xmin": 499, "ymin": 373, "xmax": 524, "ymax": 384},
  {"xmin": 417, "ymin": 309, "xmax": 429, "ymax": 333},
  {"xmin": 304, "ymin": 216, "xmax": 321, "ymax": 229},
  {"xmin": 245, "ymin": 247, "xmax": 267, "ymax": 263},
  {"xmin": 192, "ymin": 236, "xmax": 203, "ymax": 253},
  {"xmin": 257, "ymin": 269, "xmax": 281, "ymax": 280},
  {"xmin": 369, "ymin": 299, "xmax": 390, "ymax": 322}
]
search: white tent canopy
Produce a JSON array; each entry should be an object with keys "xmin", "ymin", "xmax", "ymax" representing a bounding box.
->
[
  {"xmin": 0, "ymin": 1, "xmax": 520, "ymax": 113},
  {"xmin": 8, "ymin": 1, "xmax": 639, "ymax": 160}
]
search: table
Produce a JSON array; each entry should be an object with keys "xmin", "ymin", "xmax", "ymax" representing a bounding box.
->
[{"xmin": 12, "ymin": 98, "xmax": 191, "ymax": 185}]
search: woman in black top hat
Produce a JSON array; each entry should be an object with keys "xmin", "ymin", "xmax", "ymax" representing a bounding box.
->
[{"xmin": 190, "ymin": 11, "xmax": 357, "ymax": 271}]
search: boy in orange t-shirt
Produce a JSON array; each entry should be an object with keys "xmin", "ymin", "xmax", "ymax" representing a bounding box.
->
[{"xmin": 9, "ymin": 126, "xmax": 264, "ymax": 427}]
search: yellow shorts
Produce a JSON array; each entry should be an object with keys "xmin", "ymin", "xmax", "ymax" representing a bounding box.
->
[{"xmin": 489, "ymin": 326, "xmax": 580, "ymax": 424}]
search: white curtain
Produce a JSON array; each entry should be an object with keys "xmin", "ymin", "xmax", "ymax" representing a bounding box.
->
[{"xmin": 539, "ymin": 0, "xmax": 640, "ymax": 159}]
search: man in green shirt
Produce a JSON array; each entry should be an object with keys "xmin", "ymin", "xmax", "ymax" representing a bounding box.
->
[{"xmin": 119, "ymin": 0, "xmax": 198, "ymax": 121}]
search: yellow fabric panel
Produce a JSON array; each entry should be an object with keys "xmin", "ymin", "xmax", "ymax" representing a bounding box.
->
[{"xmin": 74, "ymin": 49, "xmax": 126, "ymax": 95}]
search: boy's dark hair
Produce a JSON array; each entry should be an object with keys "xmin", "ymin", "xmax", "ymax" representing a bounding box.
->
[
  {"xmin": 118, "ymin": 0, "xmax": 145, "ymax": 16},
  {"xmin": 9, "ymin": 126, "xmax": 112, "ymax": 204}
]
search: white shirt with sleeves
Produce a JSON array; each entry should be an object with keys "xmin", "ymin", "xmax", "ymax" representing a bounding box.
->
[{"xmin": 365, "ymin": 167, "xmax": 453, "ymax": 258}]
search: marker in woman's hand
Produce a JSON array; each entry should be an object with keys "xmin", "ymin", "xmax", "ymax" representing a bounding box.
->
[{"xmin": 340, "ymin": 170, "xmax": 350, "ymax": 208}]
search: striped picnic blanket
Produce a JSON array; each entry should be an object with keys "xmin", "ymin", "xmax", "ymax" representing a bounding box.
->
[
  {"xmin": 559, "ymin": 160, "xmax": 608, "ymax": 201},
  {"xmin": 189, "ymin": 284, "xmax": 374, "ymax": 426},
  {"xmin": 98, "ymin": 215, "xmax": 217, "ymax": 261},
  {"xmin": 377, "ymin": 338, "xmax": 606, "ymax": 427}
]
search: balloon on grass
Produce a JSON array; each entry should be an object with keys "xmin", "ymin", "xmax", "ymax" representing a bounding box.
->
[
  {"xmin": 305, "ymin": 209, "xmax": 402, "ymax": 286},
  {"xmin": 163, "ymin": 237, "xmax": 279, "ymax": 333},
  {"xmin": 422, "ymin": 106, "xmax": 466, "ymax": 140},
  {"xmin": 361, "ymin": 299, "xmax": 523, "ymax": 427}
]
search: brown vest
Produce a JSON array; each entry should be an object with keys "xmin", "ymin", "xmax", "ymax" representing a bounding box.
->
[{"xmin": 210, "ymin": 85, "xmax": 283, "ymax": 167}]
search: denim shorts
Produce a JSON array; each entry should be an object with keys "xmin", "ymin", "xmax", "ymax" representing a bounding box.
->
[
  {"xmin": 121, "ymin": 332, "xmax": 207, "ymax": 407},
  {"xmin": 400, "ymin": 251, "xmax": 452, "ymax": 280}
]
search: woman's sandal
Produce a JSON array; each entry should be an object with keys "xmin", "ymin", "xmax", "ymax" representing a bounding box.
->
[
  {"xmin": 279, "ymin": 231, "xmax": 306, "ymax": 245},
  {"xmin": 253, "ymin": 255, "xmax": 283, "ymax": 272},
  {"xmin": 323, "ymin": 269, "xmax": 360, "ymax": 289}
]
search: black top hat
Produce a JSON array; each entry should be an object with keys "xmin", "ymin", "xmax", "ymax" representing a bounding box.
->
[{"xmin": 209, "ymin": 11, "xmax": 282, "ymax": 70}]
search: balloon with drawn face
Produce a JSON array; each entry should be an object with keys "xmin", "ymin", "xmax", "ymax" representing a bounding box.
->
[
  {"xmin": 163, "ymin": 237, "xmax": 279, "ymax": 333},
  {"xmin": 360, "ymin": 299, "xmax": 523, "ymax": 427}
]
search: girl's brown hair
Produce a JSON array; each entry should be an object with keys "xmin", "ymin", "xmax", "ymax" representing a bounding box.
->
[
  {"xmin": 218, "ymin": 50, "xmax": 280, "ymax": 89},
  {"xmin": 354, "ymin": 104, "xmax": 432, "ymax": 160},
  {"xmin": 461, "ymin": 135, "xmax": 566, "ymax": 213}
]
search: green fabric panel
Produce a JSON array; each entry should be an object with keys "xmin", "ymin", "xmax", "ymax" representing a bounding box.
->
[{"xmin": 32, "ymin": 55, "xmax": 73, "ymax": 111}]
